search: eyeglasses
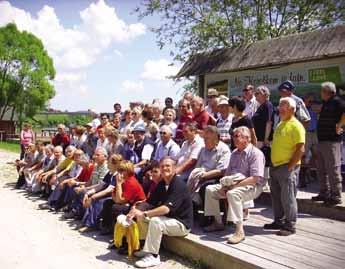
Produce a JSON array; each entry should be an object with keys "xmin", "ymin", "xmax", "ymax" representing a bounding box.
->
[
  {"xmin": 160, "ymin": 131, "xmax": 168, "ymax": 135},
  {"xmin": 233, "ymin": 134, "xmax": 242, "ymax": 138},
  {"xmin": 207, "ymin": 95, "xmax": 217, "ymax": 98},
  {"xmin": 242, "ymin": 89, "xmax": 251, "ymax": 92},
  {"xmin": 101, "ymin": 117, "xmax": 108, "ymax": 120}
]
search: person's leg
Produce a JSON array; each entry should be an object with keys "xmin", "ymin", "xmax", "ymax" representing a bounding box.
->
[
  {"xmin": 315, "ymin": 142, "xmax": 330, "ymax": 199},
  {"xmin": 203, "ymin": 184, "xmax": 225, "ymax": 231},
  {"xmin": 268, "ymin": 166, "xmax": 284, "ymax": 224},
  {"xmin": 99, "ymin": 198, "xmax": 115, "ymax": 229}
]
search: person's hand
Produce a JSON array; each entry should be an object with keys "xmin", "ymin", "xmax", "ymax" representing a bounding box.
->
[
  {"xmin": 264, "ymin": 139, "xmax": 270, "ymax": 146},
  {"xmin": 117, "ymin": 173, "xmax": 125, "ymax": 185},
  {"xmin": 68, "ymin": 179, "xmax": 77, "ymax": 187},
  {"xmin": 218, "ymin": 186, "xmax": 229, "ymax": 196},
  {"xmin": 42, "ymin": 175, "xmax": 48, "ymax": 183},
  {"xmin": 83, "ymin": 194, "xmax": 90, "ymax": 208},
  {"xmin": 336, "ymin": 124, "xmax": 343, "ymax": 135}
]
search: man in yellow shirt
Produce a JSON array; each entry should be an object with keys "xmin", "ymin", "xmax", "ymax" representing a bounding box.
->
[{"xmin": 264, "ymin": 97, "xmax": 305, "ymax": 236}]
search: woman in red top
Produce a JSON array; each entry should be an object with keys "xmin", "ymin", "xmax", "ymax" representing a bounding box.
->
[{"xmin": 100, "ymin": 160, "xmax": 145, "ymax": 235}]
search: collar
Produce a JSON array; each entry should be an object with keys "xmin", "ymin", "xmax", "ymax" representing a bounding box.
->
[{"xmin": 234, "ymin": 143, "xmax": 253, "ymax": 155}]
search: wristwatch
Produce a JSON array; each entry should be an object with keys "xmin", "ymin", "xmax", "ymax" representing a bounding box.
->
[{"xmin": 143, "ymin": 211, "xmax": 148, "ymax": 218}]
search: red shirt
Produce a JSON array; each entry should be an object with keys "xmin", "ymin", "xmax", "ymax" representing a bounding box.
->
[
  {"xmin": 175, "ymin": 112, "xmax": 193, "ymax": 141},
  {"xmin": 115, "ymin": 175, "xmax": 146, "ymax": 205},
  {"xmin": 52, "ymin": 133, "xmax": 70, "ymax": 148},
  {"xmin": 192, "ymin": 109, "xmax": 210, "ymax": 130},
  {"xmin": 77, "ymin": 163, "xmax": 94, "ymax": 182}
]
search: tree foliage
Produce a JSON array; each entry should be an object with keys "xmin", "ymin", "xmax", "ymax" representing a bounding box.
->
[
  {"xmin": 135, "ymin": 0, "xmax": 345, "ymax": 62},
  {"xmin": 0, "ymin": 23, "xmax": 56, "ymax": 123}
]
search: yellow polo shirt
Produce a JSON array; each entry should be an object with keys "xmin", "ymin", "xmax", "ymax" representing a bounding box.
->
[
  {"xmin": 271, "ymin": 117, "xmax": 305, "ymax": 167},
  {"xmin": 57, "ymin": 158, "xmax": 74, "ymax": 172}
]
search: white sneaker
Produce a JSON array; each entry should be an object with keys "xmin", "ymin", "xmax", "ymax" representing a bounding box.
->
[
  {"xmin": 135, "ymin": 254, "xmax": 161, "ymax": 268},
  {"xmin": 133, "ymin": 250, "xmax": 147, "ymax": 258}
]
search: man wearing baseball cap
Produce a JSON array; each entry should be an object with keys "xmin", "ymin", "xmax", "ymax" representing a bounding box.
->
[{"xmin": 278, "ymin": 80, "xmax": 311, "ymax": 125}]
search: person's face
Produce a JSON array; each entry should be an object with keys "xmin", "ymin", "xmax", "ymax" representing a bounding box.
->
[
  {"xmin": 46, "ymin": 149, "xmax": 53, "ymax": 157},
  {"xmin": 278, "ymin": 101, "xmax": 294, "ymax": 120},
  {"xmin": 98, "ymin": 130, "xmax": 105, "ymax": 140},
  {"xmin": 164, "ymin": 111, "xmax": 174, "ymax": 122},
  {"xmin": 152, "ymin": 107, "xmax": 161, "ymax": 117},
  {"xmin": 93, "ymin": 150, "xmax": 106, "ymax": 164},
  {"xmin": 151, "ymin": 167, "xmax": 161, "ymax": 182},
  {"xmin": 321, "ymin": 88, "xmax": 332, "ymax": 101},
  {"xmin": 38, "ymin": 144, "xmax": 45, "ymax": 153},
  {"xmin": 57, "ymin": 127, "xmax": 64, "ymax": 134},
  {"xmin": 191, "ymin": 100, "xmax": 202, "ymax": 114},
  {"xmin": 54, "ymin": 150, "xmax": 62, "ymax": 159},
  {"xmin": 73, "ymin": 151, "xmax": 82, "ymax": 161},
  {"xmin": 65, "ymin": 148, "xmax": 74, "ymax": 159},
  {"xmin": 131, "ymin": 111, "xmax": 140, "ymax": 121},
  {"xmin": 107, "ymin": 160, "xmax": 118, "ymax": 173},
  {"xmin": 101, "ymin": 115, "xmax": 109, "ymax": 125},
  {"xmin": 218, "ymin": 104, "xmax": 229, "ymax": 117},
  {"xmin": 203, "ymin": 131, "xmax": 218, "ymax": 150},
  {"xmin": 160, "ymin": 159, "xmax": 176, "ymax": 180},
  {"xmin": 160, "ymin": 130, "xmax": 172, "ymax": 144},
  {"xmin": 182, "ymin": 126, "xmax": 195, "ymax": 141},
  {"xmin": 279, "ymin": 89, "xmax": 290, "ymax": 98},
  {"xmin": 124, "ymin": 112, "xmax": 132, "ymax": 121},
  {"xmin": 254, "ymin": 91, "xmax": 266, "ymax": 104},
  {"xmin": 133, "ymin": 131, "xmax": 144, "ymax": 142},
  {"xmin": 179, "ymin": 101, "xmax": 189, "ymax": 114},
  {"xmin": 165, "ymin": 99, "xmax": 173, "ymax": 107},
  {"xmin": 114, "ymin": 104, "xmax": 121, "ymax": 113},
  {"xmin": 242, "ymin": 88, "xmax": 254, "ymax": 100},
  {"xmin": 207, "ymin": 95, "xmax": 217, "ymax": 103},
  {"xmin": 233, "ymin": 131, "xmax": 248, "ymax": 150},
  {"xmin": 304, "ymin": 96, "xmax": 314, "ymax": 106},
  {"xmin": 29, "ymin": 145, "xmax": 36, "ymax": 153},
  {"xmin": 127, "ymin": 133, "xmax": 135, "ymax": 145},
  {"xmin": 113, "ymin": 115, "xmax": 121, "ymax": 127}
]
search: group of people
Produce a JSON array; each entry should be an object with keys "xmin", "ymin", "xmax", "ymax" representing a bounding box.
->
[{"xmin": 13, "ymin": 80, "xmax": 344, "ymax": 267}]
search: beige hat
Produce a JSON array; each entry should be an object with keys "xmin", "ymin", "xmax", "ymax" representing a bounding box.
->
[
  {"xmin": 207, "ymin": 88, "xmax": 219, "ymax": 97},
  {"xmin": 218, "ymin": 96, "xmax": 229, "ymax": 106}
]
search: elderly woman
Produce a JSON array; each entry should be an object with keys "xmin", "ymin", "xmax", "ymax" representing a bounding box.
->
[
  {"xmin": 252, "ymin": 85, "xmax": 274, "ymax": 149},
  {"xmin": 119, "ymin": 109, "xmax": 133, "ymax": 135},
  {"xmin": 105, "ymin": 127, "xmax": 124, "ymax": 157},
  {"xmin": 96, "ymin": 128, "xmax": 109, "ymax": 149},
  {"xmin": 162, "ymin": 108, "xmax": 177, "ymax": 138},
  {"xmin": 152, "ymin": 101, "xmax": 164, "ymax": 126},
  {"xmin": 99, "ymin": 160, "xmax": 146, "ymax": 235},
  {"xmin": 142, "ymin": 109, "xmax": 159, "ymax": 142},
  {"xmin": 130, "ymin": 107, "xmax": 145, "ymax": 130},
  {"xmin": 70, "ymin": 125, "xmax": 87, "ymax": 148}
]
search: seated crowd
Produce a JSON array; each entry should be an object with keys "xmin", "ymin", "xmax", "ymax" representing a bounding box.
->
[{"xmin": 13, "ymin": 80, "xmax": 344, "ymax": 267}]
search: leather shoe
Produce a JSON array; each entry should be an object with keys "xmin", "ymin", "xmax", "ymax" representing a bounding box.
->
[
  {"xmin": 203, "ymin": 222, "xmax": 225, "ymax": 232},
  {"xmin": 324, "ymin": 197, "xmax": 342, "ymax": 206},
  {"xmin": 311, "ymin": 194, "xmax": 328, "ymax": 202},
  {"xmin": 276, "ymin": 228, "xmax": 296, "ymax": 236},
  {"xmin": 263, "ymin": 222, "xmax": 283, "ymax": 230},
  {"xmin": 38, "ymin": 203, "xmax": 51, "ymax": 210}
]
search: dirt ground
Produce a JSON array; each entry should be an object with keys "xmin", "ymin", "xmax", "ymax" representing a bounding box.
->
[{"xmin": 0, "ymin": 149, "xmax": 196, "ymax": 269}]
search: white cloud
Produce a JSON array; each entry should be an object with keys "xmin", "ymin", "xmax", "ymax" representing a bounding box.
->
[
  {"xmin": 113, "ymin": 49, "xmax": 124, "ymax": 58},
  {"xmin": 121, "ymin": 80, "xmax": 144, "ymax": 93},
  {"xmin": 55, "ymin": 73, "xmax": 86, "ymax": 83},
  {"xmin": 140, "ymin": 59, "xmax": 181, "ymax": 81}
]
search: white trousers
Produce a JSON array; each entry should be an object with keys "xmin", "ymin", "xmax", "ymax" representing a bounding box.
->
[
  {"xmin": 204, "ymin": 184, "xmax": 263, "ymax": 224},
  {"xmin": 137, "ymin": 216, "xmax": 189, "ymax": 255}
]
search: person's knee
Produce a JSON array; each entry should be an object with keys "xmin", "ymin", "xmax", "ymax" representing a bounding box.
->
[
  {"xmin": 149, "ymin": 216, "xmax": 163, "ymax": 228},
  {"xmin": 226, "ymin": 190, "xmax": 241, "ymax": 202}
]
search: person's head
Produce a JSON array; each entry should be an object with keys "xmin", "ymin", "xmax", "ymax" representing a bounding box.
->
[
  {"xmin": 164, "ymin": 108, "xmax": 176, "ymax": 123},
  {"xmin": 98, "ymin": 128, "xmax": 106, "ymax": 140},
  {"xmin": 320, "ymin": 81, "xmax": 336, "ymax": 101},
  {"xmin": 106, "ymin": 127, "xmax": 119, "ymax": 144},
  {"xmin": 45, "ymin": 144, "xmax": 54, "ymax": 157},
  {"xmin": 278, "ymin": 80, "xmax": 294, "ymax": 97},
  {"xmin": 112, "ymin": 112, "xmax": 121, "ymax": 128},
  {"xmin": 131, "ymin": 107, "xmax": 142, "ymax": 122},
  {"xmin": 159, "ymin": 125, "xmax": 173, "ymax": 144},
  {"xmin": 84, "ymin": 123, "xmax": 93, "ymax": 133},
  {"xmin": 228, "ymin": 96, "xmax": 246, "ymax": 116},
  {"xmin": 278, "ymin": 97, "xmax": 296, "ymax": 121},
  {"xmin": 152, "ymin": 102, "xmax": 163, "ymax": 118},
  {"xmin": 123, "ymin": 109, "xmax": 132, "ymax": 122},
  {"xmin": 132, "ymin": 124, "xmax": 146, "ymax": 142},
  {"xmin": 93, "ymin": 147, "xmax": 108, "ymax": 165},
  {"xmin": 117, "ymin": 160, "xmax": 135, "ymax": 178},
  {"xmin": 178, "ymin": 99, "xmax": 191, "ymax": 115},
  {"xmin": 113, "ymin": 103, "xmax": 122, "ymax": 113},
  {"xmin": 107, "ymin": 154, "xmax": 123, "ymax": 173},
  {"xmin": 142, "ymin": 110, "xmax": 154, "ymax": 123},
  {"xmin": 159, "ymin": 157, "xmax": 176, "ymax": 182},
  {"xmin": 182, "ymin": 122, "xmax": 198, "ymax": 142},
  {"xmin": 233, "ymin": 126, "xmax": 251, "ymax": 150},
  {"xmin": 183, "ymin": 91, "xmax": 194, "ymax": 102},
  {"xmin": 207, "ymin": 88, "xmax": 219, "ymax": 102},
  {"xmin": 165, "ymin": 97, "xmax": 173, "ymax": 108},
  {"xmin": 65, "ymin": 145, "xmax": 76, "ymax": 159},
  {"xmin": 75, "ymin": 125, "xmax": 86, "ymax": 137},
  {"xmin": 304, "ymin": 93, "xmax": 315, "ymax": 107},
  {"xmin": 53, "ymin": 146, "xmax": 63, "ymax": 159},
  {"xmin": 77, "ymin": 153, "xmax": 90, "ymax": 168},
  {"xmin": 100, "ymin": 113, "xmax": 109, "ymax": 125},
  {"xmin": 57, "ymin": 124, "xmax": 65, "ymax": 134},
  {"xmin": 254, "ymin": 85, "xmax": 270, "ymax": 104},
  {"xmin": 28, "ymin": 143, "xmax": 36, "ymax": 153},
  {"xmin": 191, "ymin": 96, "xmax": 204, "ymax": 114},
  {"xmin": 143, "ymin": 160, "xmax": 161, "ymax": 183},
  {"xmin": 23, "ymin": 122, "xmax": 31, "ymax": 131},
  {"xmin": 73, "ymin": 149, "xmax": 83, "ymax": 162},
  {"xmin": 242, "ymin": 84, "xmax": 255, "ymax": 101},
  {"xmin": 35, "ymin": 141, "xmax": 45, "ymax": 153},
  {"xmin": 203, "ymin": 125, "xmax": 220, "ymax": 150},
  {"xmin": 217, "ymin": 97, "xmax": 230, "ymax": 118}
]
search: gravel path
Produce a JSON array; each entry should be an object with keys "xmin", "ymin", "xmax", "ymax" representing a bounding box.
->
[{"xmin": 0, "ymin": 150, "xmax": 196, "ymax": 269}]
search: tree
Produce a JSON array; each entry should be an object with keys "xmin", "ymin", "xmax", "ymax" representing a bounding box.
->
[
  {"xmin": 135, "ymin": 0, "xmax": 345, "ymax": 62},
  {"xmin": 0, "ymin": 23, "xmax": 56, "ymax": 125}
]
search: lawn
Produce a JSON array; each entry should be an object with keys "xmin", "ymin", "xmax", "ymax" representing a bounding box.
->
[{"xmin": 0, "ymin": 141, "xmax": 20, "ymax": 154}]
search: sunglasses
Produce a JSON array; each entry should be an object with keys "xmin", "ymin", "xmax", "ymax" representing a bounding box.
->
[{"xmin": 242, "ymin": 88, "xmax": 251, "ymax": 92}]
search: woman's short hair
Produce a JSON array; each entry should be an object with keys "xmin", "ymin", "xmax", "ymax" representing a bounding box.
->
[
  {"xmin": 118, "ymin": 160, "xmax": 135, "ymax": 177},
  {"xmin": 255, "ymin": 85, "xmax": 270, "ymax": 98},
  {"xmin": 75, "ymin": 125, "xmax": 86, "ymax": 135},
  {"xmin": 228, "ymin": 96, "xmax": 246, "ymax": 112},
  {"xmin": 321, "ymin": 81, "xmax": 336, "ymax": 94},
  {"xmin": 45, "ymin": 144, "xmax": 55, "ymax": 153},
  {"xmin": 79, "ymin": 153, "xmax": 90, "ymax": 164},
  {"xmin": 164, "ymin": 108, "xmax": 176, "ymax": 119},
  {"xmin": 132, "ymin": 107, "xmax": 142, "ymax": 115},
  {"xmin": 105, "ymin": 127, "xmax": 119, "ymax": 139},
  {"xmin": 109, "ymin": 153, "xmax": 123, "ymax": 166}
]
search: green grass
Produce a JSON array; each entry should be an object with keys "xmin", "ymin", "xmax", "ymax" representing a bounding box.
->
[{"xmin": 0, "ymin": 141, "xmax": 21, "ymax": 154}]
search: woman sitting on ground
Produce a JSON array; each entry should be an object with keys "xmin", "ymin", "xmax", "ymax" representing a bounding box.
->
[{"xmin": 99, "ymin": 160, "xmax": 146, "ymax": 235}]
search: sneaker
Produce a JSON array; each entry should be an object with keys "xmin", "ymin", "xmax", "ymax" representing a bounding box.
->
[
  {"xmin": 276, "ymin": 228, "xmax": 296, "ymax": 236},
  {"xmin": 135, "ymin": 254, "xmax": 161, "ymax": 268},
  {"xmin": 134, "ymin": 250, "xmax": 148, "ymax": 258},
  {"xmin": 203, "ymin": 222, "xmax": 225, "ymax": 232},
  {"xmin": 38, "ymin": 203, "xmax": 52, "ymax": 210},
  {"xmin": 78, "ymin": 226, "xmax": 94, "ymax": 233},
  {"xmin": 263, "ymin": 221, "xmax": 284, "ymax": 230},
  {"xmin": 324, "ymin": 197, "xmax": 342, "ymax": 206},
  {"xmin": 227, "ymin": 232, "xmax": 245, "ymax": 244},
  {"xmin": 311, "ymin": 194, "xmax": 328, "ymax": 202}
]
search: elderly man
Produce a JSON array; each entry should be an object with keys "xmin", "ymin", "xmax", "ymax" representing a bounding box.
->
[
  {"xmin": 312, "ymin": 82, "xmax": 345, "ymax": 205},
  {"xmin": 187, "ymin": 126, "xmax": 231, "ymax": 208},
  {"xmin": 242, "ymin": 84, "xmax": 259, "ymax": 119},
  {"xmin": 52, "ymin": 124, "xmax": 70, "ymax": 151},
  {"xmin": 175, "ymin": 98, "xmax": 193, "ymax": 145},
  {"xmin": 175, "ymin": 122, "xmax": 204, "ymax": 182},
  {"xmin": 216, "ymin": 96, "xmax": 233, "ymax": 145},
  {"xmin": 278, "ymin": 80, "xmax": 311, "ymax": 125},
  {"xmin": 191, "ymin": 96, "xmax": 210, "ymax": 132},
  {"xmin": 127, "ymin": 157, "xmax": 193, "ymax": 268},
  {"xmin": 153, "ymin": 126, "xmax": 180, "ymax": 162},
  {"xmin": 264, "ymin": 97, "xmax": 305, "ymax": 236},
  {"xmin": 203, "ymin": 126, "xmax": 265, "ymax": 244}
]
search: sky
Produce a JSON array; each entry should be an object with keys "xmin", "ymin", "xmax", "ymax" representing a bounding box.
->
[{"xmin": 0, "ymin": 0, "xmax": 187, "ymax": 112}]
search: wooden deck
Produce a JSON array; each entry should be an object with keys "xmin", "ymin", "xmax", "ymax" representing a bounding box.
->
[{"xmin": 163, "ymin": 205, "xmax": 345, "ymax": 269}]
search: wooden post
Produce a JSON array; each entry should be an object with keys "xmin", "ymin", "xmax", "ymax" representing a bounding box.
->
[{"xmin": 198, "ymin": 75, "xmax": 205, "ymax": 98}]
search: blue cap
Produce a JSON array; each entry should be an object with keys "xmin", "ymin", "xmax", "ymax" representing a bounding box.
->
[
  {"xmin": 132, "ymin": 124, "xmax": 146, "ymax": 133},
  {"xmin": 278, "ymin": 80, "xmax": 295, "ymax": 91}
]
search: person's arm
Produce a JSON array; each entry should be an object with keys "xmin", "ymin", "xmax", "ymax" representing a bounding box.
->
[
  {"xmin": 264, "ymin": 121, "xmax": 272, "ymax": 145},
  {"xmin": 176, "ymin": 159, "xmax": 197, "ymax": 174},
  {"xmin": 250, "ymin": 128, "xmax": 258, "ymax": 146},
  {"xmin": 288, "ymin": 143, "xmax": 305, "ymax": 171},
  {"xmin": 91, "ymin": 185, "xmax": 113, "ymax": 200},
  {"xmin": 336, "ymin": 113, "xmax": 345, "ymax": 134},
  {"xmin": 200, "ymin": 169, "xmax": 223, "ymax": 181},
  {"xmin": 114, "ymin": 174, "xmax": 127, "ymax": 204}
]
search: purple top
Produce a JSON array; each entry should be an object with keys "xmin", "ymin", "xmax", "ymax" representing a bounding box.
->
[{"xmin": 226, "ymin": 143, "xmax": 266, "ymax": 186}]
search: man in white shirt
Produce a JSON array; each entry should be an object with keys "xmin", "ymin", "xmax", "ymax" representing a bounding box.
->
[
  {"xmin": 216, "ymin": 96, "xmax": 233, "ymax": 145},
  {"xmin": 243, "ymin": 84, "xmax": 259, "ymax": 119},
  {"xmin": 154, "ymin": 126, "xmax": 180, "ymax": 161}
]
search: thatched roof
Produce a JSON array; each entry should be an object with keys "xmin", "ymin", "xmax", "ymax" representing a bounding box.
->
[{"xmin": 176, "ymin": 25, "xmax": 345, "ymax": 78}]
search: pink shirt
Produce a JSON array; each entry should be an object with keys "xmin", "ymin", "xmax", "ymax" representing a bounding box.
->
[{"xmin": 20, "ymin": 130, "xmax": 34, "ymax": 146}]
